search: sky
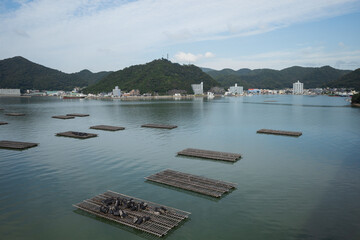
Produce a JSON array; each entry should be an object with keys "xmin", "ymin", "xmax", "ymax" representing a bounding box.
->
[{"xmin": 0, "ymin": 0, "xmax": 360, "ymax": 73}]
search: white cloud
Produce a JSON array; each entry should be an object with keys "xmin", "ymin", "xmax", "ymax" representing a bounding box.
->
[
  {"xmin": 174, "ymin": 51, "xmax": 215, "ymax": 63},
  {"xmin": 0, "ymin": 0, "xmax": 359, "ymax": 71}
]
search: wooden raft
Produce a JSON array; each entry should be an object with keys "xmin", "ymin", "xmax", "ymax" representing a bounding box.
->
[
  {"xmin": 0, "ymin": 140, "xmax": 38, "ymax": 150},
  {"xmin": 56, "ymin": 131, "xmax": 97, "ymax": 139},
  {"xmin": 0, "ymin": 121, "xmax": 8, "ymax": 125},
  {"xmin": 73, "ymin": 190, "xmax": 190, "ymax": 237},
  {"xmin": 52, "ymin": 115, "xmax": 75, "ymax": 119},
  {"xmin": 90, "ymin": 125, "xmax": 125, "ymax": 131},
  {"xmin": 141, "ymin": 124, "xmax": 177, "ymax": 129},
  {"xmin": 177, "ymin": 148, "xmax": 241, "ymax": 162},
  {"xmin": 66, "ymin": 113, "xmax": 89, "ymax": 117},
  {"xmin": 146, "ymin": 169, "xmax": 236, "ymax": 198},
  {"xmin": 5, "ymin": 113, "xmax": 25, "ymax": 116},
  {"xmin": 257, "ymin": 129, "xmax": 302, "ymax": 137}
]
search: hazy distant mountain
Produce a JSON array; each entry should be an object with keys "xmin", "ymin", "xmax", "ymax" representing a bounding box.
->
[
  {"xmin": 327, "ymin": 68, "xmax": 360, "ymax": 90},
  {"xmin": 0, "ymin": 56, "xmax": 111, "ymax": 91},
  {"xmin": 205, "ymin": 66, "xmax": 351, "ymax": 89},
  {"xmin": 84, "ymin": 59, "xmax": 218, "ymax": 94}
]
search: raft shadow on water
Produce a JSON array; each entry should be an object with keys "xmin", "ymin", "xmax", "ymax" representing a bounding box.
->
[
  {"xmin": 145, "ymin": 180, "xmax": 235, "ymax": 202},
  {"xmin": 73, "ymin": 208, "xmax": 190, "ymax": 240}
]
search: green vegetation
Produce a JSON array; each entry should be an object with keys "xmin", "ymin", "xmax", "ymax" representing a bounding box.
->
[
  {"xmin": 352, "ymin": 93, "xmax": 360, "ymax": 104},
  {"xmin": 327, "ymin": 68, "xmax": 360, "ymax": 91},
  {"xmin": 205, "ymin": 66, "xmax": 351, "ymax": 89},
  {"xmin": 84, "ymin": 59, "xmax": 218, "ymax": 94},
  {"xmin": 0, "ymin": 56, "xmax": 110, "ymax": 91}
]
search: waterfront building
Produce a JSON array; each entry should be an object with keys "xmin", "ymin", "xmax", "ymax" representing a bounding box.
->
[
  {"xmin": 0, "ymin": 88, "xmax": 20, "ymax": 96},
  {"xmin": 293, "ymin": 80, "xmax": 304, "ymax": 94},
  {"xmin": 112, "ymin": 86, "xmax": 121, "ymax": 97},
  {"xmin": 191, "ymin": 82, "xmax": 203, "ymax": 95},
  {"xmin": 229, "ymin": 83, "xmax": 243, "ymax": 95}
]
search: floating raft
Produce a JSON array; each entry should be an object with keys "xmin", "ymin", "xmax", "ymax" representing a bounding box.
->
[
  {"xmin": 90, "ymin": 125, "xmax": 125, "ymax": 131},
  {"xmin": 52, "ymin": 115, "xmax": 75, "ymax": 119},
  {"xmin": 73, "ymin": 190, "xmax": 190, "ymax": 237},
  {"xmin": 66, "ymin": 113, "xmax": 89, "ymax": 117},
  {"xmin": 56, "ymin": 131, "xmax": 97, "ymax": 139},
  {"xmin": 0, "ymin": 121, "xmax": 8, "ymax": 125},
  {"xmin": 146, "ymin": 169, "xmax": 236, "ymax": 198},
  {"xmin": 0, "ymin": 140, "xmax": 38, "ymax": 150},
  {"xmin": 5, "ymin": 113, "xmax": 25, "ymax": 116},
  {"xmin": 177, "ymin": 148, "xmax": 241, "ymax": 162},
  {"xmin": 257, "ymin": 129, "xmax": 302, "ymax": 137},
  {"xmin": 141, "ymin": 124, "xmax": 177, "ymax": 129}
]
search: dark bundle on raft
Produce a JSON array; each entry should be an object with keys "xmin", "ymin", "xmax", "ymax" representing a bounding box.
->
[{"xmin": 56, "ymin": 131, "xmax": 97, "ymax": 139}]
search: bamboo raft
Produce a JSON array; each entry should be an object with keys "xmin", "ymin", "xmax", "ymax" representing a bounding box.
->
[
  {"xmin": 73, "ymin": 190, "xmax": 190, "ymax": 237},
  {"xmin": 90, "ymin": 125, "xmax": 125, "ymax": 131},
  {"xmin": 5, "ymin": 113, "xmax": 25, "ymax": 116},
  {"xmin": 56, "ymin": 131, "xmax": 97, "ymax": 139},
  {"xmin": 0, "ymin": 140, "xmax": 38, "ymax": 150},
  {"xmin": 52, "ymin": 115, "xmax": 75, "ymax": 119},
  {"xmin": 66, "ymin": 113, "xmax": 89, "ymax": 117},
  {"xmin": 146, "ymin": 169, "xmax": 236, "ymax": 198},
  {"xmin": 257, "ymin": 129, "xmax": 302, "ymax": 137},
  {"xmin": 141, "ymin": 124, "xmax": 177, "ymax": 129},
  {"xmin": 177, "ymin": 148, "xmax": 241, "ymax": 162},
  {"xmin": 0, "ymin": 121, "xmax": 8, "ymax": 125}
]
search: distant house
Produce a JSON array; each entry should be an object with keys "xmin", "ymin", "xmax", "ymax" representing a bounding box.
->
[
  {"xmin": 112, "ymin": 86, "xmax": 121, "ymax": 97},
  {"xmin": 293, "ymin": 80, "xmax": 304, "ymax": 94},
  {"xmin": 0, "ymin": 89, "xmax": 20, "ymax": 96},
  {"xmin": 229, "ymin": 83, "xmax": 243, "ymax": 95},
  {"xmin": 191, "ymin": 82, "xmax": 203, "ymax": 95}
]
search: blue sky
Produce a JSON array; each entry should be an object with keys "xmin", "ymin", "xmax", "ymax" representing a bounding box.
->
[{"xmin": 0, "ymin": 0, "xmax": 360, "ymax": 72}]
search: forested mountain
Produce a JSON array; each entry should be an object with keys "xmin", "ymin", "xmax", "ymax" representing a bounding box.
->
[
  {"xmin": 0, "ymin": 56, "xmax": 110, "ymax": 91},
  {"xmin": 205, "ymin": 66, "xmax": 351, "ymax": 89},
  {"xmin": 84, "ymin": 59, "xmax": 218, "ymax": 94},
  {"xmin": 327, "ymin": 68, "xmax": 360, "ymax": 90}
]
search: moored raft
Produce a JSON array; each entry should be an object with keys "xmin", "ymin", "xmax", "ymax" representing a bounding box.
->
[
  {"xmin": 141, "ymin": 124, "xmax": 177, "ymax": 129},
  {"xmin": 56, "ymin": 131, "xmax": 97, "ymax": 139},
  {"xmin": 90, "ymin": 125, "xmax": 125, "ymax": 131},
  {"xmin": 66, "ymin": 113, "xmax": 89, "ymax": 117},
  {"xmin": 73, "ymin": 190, "xmax": 190, "ymax": 237},
  {"xmin": 0, "ymin": 140, "xmax": 38, "ymax": 150},
  {"xmin": 52, "ymin": 115, "xmax": 75, "ymax": 119},
  {"xmin": 0, "ymin": 121, "xmax": 8, "ymax": 125},
  {"xmin": 5, "ymin": 113, "xmax": 25, "ymax": 116},
  {"xmin": 146, "ymin": 169, "xmax": 236, "ymax": 198},
  {"xmin": 177, "ymin": 148, "xmax": 241, "ymax": 162},
  {"xmin": 257, "ymin": 129, "xmax": 302, "ymax": 137}
]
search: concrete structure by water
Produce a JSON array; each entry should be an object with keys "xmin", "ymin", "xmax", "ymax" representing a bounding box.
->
[
  {"xmin": 293, "ymin": 80, "xmax": 304, "ymax": 94},
  {"xmin": 229, "ymin": 83, "xmax": 243, "ymax": 95},
  {"xmin": 0, "ymin": 89, "xmax": 20, "ymax": 96},
  {"xmin": 112, "ymin": 86, "xmax": 121, "ymax": 97},
  {"xmin": 191, "ymin": 82, "xmax": 203, "ymax": 95}
]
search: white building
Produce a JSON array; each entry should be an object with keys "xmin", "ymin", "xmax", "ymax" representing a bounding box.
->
[
  {"xmin": 0, "ymin": 89, "xmax": 21, "ymax": 96},
  {"xmin": 191, "ymin": 82, "xmax": 203, "ymax": 95},
  {"xmin": 112, "ymin": 86, "xmax": 121, "ymax": 97},
  {"xmin": 293, "ymin": 80, "xmax": 304, "ymax": 95},
  {"xmin": 229, "ymin": 83, "xmax": 243, "ymax": 95}
]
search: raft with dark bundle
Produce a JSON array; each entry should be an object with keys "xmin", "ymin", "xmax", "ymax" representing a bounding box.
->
[
  {"xmin": 66, "ymin": 113, "xmax": 89, "ymax": 117},
  {"xmin": 177, "ymin": 148, "xmax": 241, "ymax": 162},
  {"xmin": 145, "ymin": 169, "xmax": 237, "ymax": 198},
  {"xmin": 56, "ymin": 131, "xmax": 97, "ymax": 139},
  {"xmin": 52, "ymin": 115, "xmax": 75, "ymax": 119},
  {"xmin": 73, "ymin": 190, "xmax": 190, "ymax": 237},
  {"xmin": 0, "ymin": 121, "xmax": 8, "ymax": 125},
  {"xmin": 5, "ymin": 113, "xmax": 25, "ymax": 116},
  {"xmin": 90, "ymin": 125, "xmax": 125, "ymax": 131},
  {"xmin": 257, "ymin": 129, "xmax": 302, "ymax": 137},
  {"xmin": 0, "ymin": 140, "xmax": 38, "ymax": 150},
  {"xmin": 141, "ymin": 124, "xmax": 177, "ymax": 129}
]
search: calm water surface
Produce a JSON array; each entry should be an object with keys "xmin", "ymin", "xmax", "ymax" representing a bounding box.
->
[{"xmin": 0, "ymin": 95, "xmax": 359, "ymax": 240}]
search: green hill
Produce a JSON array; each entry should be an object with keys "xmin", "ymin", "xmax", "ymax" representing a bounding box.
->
[
  {"xmin": 84, "ymin": 59, "xmax": 218, "ymax": 94},
  {"xmin": 0, "ymin": 56, "xmax": 111, "ymax": 91},
  {"xmin": 327, "ymin": 68, "xmax": 360, "ymax": 90},
  {"xmin": 206, "ymin": 66, "xmax": 351, "ymax": 89}
]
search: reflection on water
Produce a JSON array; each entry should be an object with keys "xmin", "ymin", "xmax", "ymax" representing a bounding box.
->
[{"xmin": 0, "ymin": 95, "xmax": 359, "ymax": 240}]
